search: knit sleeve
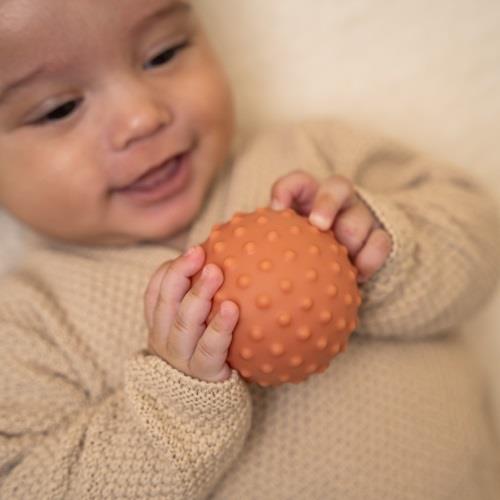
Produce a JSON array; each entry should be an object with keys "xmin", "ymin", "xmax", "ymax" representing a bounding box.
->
[
  {"xmin": 301, "ymin": 119, "xmax": 500, "ymax": 339},
  {"xmin": 0, "ymin": 278, "xmax": 252, "ymax": 500}
]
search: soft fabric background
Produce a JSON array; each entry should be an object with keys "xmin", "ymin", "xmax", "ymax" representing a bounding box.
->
[{"xmin": 1, "ymin": 0, "xmax": 499, "ymax": 427}]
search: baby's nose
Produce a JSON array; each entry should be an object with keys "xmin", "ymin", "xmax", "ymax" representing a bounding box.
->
[{"xmin": 107, "ymin": 80, "xmax": 172, "ymax": 151}]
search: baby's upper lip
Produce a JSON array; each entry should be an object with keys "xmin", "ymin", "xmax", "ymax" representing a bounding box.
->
[{"xmin": 112, "ymin": 151, "xmax": 185, "ymax": 191}]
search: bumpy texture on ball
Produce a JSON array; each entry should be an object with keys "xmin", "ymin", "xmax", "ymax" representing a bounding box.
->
[{"xmin": 198, "ymin": 207, "xmax": 362, "ymax": 386}]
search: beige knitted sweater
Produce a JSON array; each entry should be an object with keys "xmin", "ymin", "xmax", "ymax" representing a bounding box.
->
[{"xmin": 1, "ymin": 120, "xmax": 499, "ymax": 500}]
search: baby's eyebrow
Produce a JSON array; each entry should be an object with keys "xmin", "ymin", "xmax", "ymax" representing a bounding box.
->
[
  {"xmin": 133, "ymin": 0, "xmax": 192, "ymax": 37},
  {"xmin": 0, "ymin": 65, "xmax": 46, "ymax": 106}
]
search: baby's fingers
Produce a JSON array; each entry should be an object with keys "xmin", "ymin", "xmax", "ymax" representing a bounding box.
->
[
  {"xmin": 270, "ymin": 170, "xmax": 319, "ymax": 215},
  {"xmin": 333, "ymin": 202, "xmax": 376, "ymax": 258},
  {"xmin": 189, "ymin": 301, "xmax": 239, "ymax": 382},
  {"xmin": 144, "ymin": 260, "xmax": 172, "ymax": 330},
  {"xmin": 150, "ymin": 246, "xmax": 205, "ymax": 351},
  {"xmin": 309, "ymin": 175, "xmax": 357, "ymax": 230},
  {"xmin": 354, "ymin": 228, "xmax": 393, "ymax": 283},
  {"xmin": 165, "ymin": 263, "xmax": 224, "ymax": 364}
]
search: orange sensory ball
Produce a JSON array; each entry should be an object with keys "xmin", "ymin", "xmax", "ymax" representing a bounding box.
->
[{"xmin": 197, "ymin": 207, "xmax": 362, "ymax": 387}]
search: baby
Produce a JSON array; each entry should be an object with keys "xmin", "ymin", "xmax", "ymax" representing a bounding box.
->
[{"xmin": 0, "ymin": 1, "xmax": 499, "ymax": 499}]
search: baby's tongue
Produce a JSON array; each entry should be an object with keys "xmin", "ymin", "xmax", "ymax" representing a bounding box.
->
[{"xmin": 129, "ymin": 157, "xmax": 180, "ymax": 190}]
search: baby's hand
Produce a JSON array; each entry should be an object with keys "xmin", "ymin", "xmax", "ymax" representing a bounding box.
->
[
  {"xmin": 144, "ymin": 246, "xmax": 239, "ymax": 383},
  {"xmin": 270, "ymin": 171, "xmax": 392, "ymax": 283}
]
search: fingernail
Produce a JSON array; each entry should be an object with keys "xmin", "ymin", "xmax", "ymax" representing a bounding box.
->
[
  {"xmin": 202, "ymin": 265, "xmax": 212, "ymax": 279},
  {"xmin": 309, "ymin": 212, "xmax": 330, "ymax": 230},
  {"xmin": 185, "ymin": 245, "xmax": 200, "ymax": 257},
  {"xmin": 271, "ymin": 199, "xmax": 285, "ymax": 211}
]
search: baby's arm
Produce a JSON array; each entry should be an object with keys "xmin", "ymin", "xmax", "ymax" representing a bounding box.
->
[
  {"xmin": 277, "ymin": 120, "xmax": 500, "ymax": 339},
  {"xmin": 0, "ymin": 274, "xmax": 251, "ymax": 499}
]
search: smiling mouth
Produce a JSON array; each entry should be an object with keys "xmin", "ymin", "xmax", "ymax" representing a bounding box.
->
[
  {"xmin": 110, "ymin": 151, "xmax": 192, "ymax": 206},
  {"xmin": 117, "ymin": 155, "xmax": 183, "ymax": 192}
]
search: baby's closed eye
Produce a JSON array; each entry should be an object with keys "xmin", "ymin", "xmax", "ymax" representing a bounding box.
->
[
  {"xmin": 33, "ymin": 99, "xmax": 83, "ymax": 125},
  {"xmin": 29, "ymin": 41, "xmax": 190, "ymax": 127},
  {"xmin": 144, "ymin": 40, "xmax": 190, "ymax": 69}
]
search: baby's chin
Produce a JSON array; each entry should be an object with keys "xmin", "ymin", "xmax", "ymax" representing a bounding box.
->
[
  {"xmin": 22, "ymin": 205, "xmax": 198, "ymax": 247},
  {"xmin": 29, "ymin": 221, "xmax": 188, "ymax": 247},
  {"xmin": 114, "ymin": 196, "xmax": 203, "ymax": 247}
]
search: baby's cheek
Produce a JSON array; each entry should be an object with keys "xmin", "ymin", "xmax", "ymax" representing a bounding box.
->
[{"xmin": 189, "ymin": 44, "xmax": 234, "ymax": 127}]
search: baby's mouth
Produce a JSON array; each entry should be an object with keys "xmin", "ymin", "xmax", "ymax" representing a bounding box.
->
[
  {"xmin": 110, "ymin": 151, "xmax": 192, "ymax": 206},
  {"xmin": 118, "ymin": 156, "xmax": 182, "ymax": 192}
]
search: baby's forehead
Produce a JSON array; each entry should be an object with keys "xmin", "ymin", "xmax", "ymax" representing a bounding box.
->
[
  {"xmin": 0, "ymin": 2, "xmax": 76, "ymax": 81},
  {"xmin": 0, "ymin": 0, "xmax": 186, "ymax": 43},
  {"xmin": 0, "ymin": 0, "xmax": 189, "ymax": 79}
]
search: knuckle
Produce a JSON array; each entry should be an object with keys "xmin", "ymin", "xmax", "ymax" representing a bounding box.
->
[
  {"xmin": 187, "ymin": 281, "xmax": 215, "ymax": 307},
  {"xmin": 170, "ymin": 252, "xmax": 191, "ymax": 271},
  {"xmin": 271, "ymin": 175, "xmax": 288, "ymax": 193},
  {"xmin": 193, "ymin": 272, "xmax": 223, "ymax": 301},
  {"xmin": 356, "ymin": 231, "xmax": 392, "ymax": 278},
  {"xmin": 157, "ymin": 270, "xmax": 186, "ymax": 306},
  {"xmin": 196, "ymin": 339, "xmax": 218, "ymax": 362},
  {"xmin": 206, "ymin": 321, "xmax": 232, "ymax": 350},
  {"xmin": 336, "ymin": 218, "xmax": 361, "ymax": 240},
  {"xmin": 372, "ymin": 229, "xmax": 393, "ymax": 254},
  {"xmin": 209, "ymin": 317, "xmax": 225, "ymax": 336},
  {"xmin": 157, "ymin": 286, "xmax": 172, "ymax": 308},
  {"xmin": 160, "ymin": 260, "xmax": 174, "ymax": 273},
  {"xmin": 172, "ymin": 310, "xmax": 190, "ymax": 333},
  {"xmin": 318, "ymin": 176, "xmax": 355, "ymax": 208},
  {"xmin": 315, "ymin": 189, "xmax": 334, "ymax": 205},
  {"xmin": 272, "ymin": 170, "xmax": 313, "ymax": 190},
  {"xmin": 162, "ymin": 273, "xmax": 176, "ymax": 289},
  {"xmin": 187, "ymin": 284, "xmax": 205, "ymax": 302}
]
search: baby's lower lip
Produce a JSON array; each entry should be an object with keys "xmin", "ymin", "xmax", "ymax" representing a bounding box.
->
[
  {"xmin": 114, "ymin": 152, "xmax": 191, "ymax": 205},
  {"xmin": 124, "ymin": 156, "xmax": 181, "ymax": 191}
]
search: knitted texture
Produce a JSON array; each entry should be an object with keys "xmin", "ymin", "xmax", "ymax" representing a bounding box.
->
[{"xmin": 0, "ymin": 119, "xmax": 499, "ymax": 499}]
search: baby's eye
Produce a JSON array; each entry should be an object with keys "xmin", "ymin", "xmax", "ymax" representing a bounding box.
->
[
  {"xmin": 34, "ymin": 99, "xmax": 82, "ymax": 125},
  {"xmin": 144, "ymin": 41, "xmax": 189, "ymax": 69}
]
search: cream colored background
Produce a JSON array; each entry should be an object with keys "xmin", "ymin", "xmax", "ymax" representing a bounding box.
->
[{"xmin": 1, "ymin": 0, "xmax": 499, "ymax": 425}]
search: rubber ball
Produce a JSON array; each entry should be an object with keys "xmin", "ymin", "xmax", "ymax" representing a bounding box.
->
[{"xmin": 196, "ymin": 207, "xmax": 362, "ymax": 386}]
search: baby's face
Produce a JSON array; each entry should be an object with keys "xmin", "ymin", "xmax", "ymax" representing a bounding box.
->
[{"xmin": 0, "ymin": 0, "xmax": 234, "ymax": 245}]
